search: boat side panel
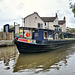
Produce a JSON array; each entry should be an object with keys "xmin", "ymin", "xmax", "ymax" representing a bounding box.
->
[{"xmin": 16, "ymin": 40, "xmax": 75, "ymax": 53}]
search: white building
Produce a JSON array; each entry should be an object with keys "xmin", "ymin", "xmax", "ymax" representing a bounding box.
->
[
  {"xmin": 24, "ymin": 12, "xmax": 66, "ymax": 32},
  {"xmin": 58, "ymin": 17, "xmax": 66, "ymax": 32}
]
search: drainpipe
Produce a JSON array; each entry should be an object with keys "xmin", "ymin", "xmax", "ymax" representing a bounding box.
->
[{"xmin": 48, "ymin": 22, "xmax": 49, "ymax": 29}]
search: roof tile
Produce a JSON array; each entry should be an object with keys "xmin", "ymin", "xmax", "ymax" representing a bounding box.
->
[{"xmin": 41, "ymin": 17, "xmax": 56, "ymax": 22}]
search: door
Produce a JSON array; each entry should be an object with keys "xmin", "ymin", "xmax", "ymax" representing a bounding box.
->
[{"xmin": 44, "ymin": 31, "xmax": 48, "ymax": 39}]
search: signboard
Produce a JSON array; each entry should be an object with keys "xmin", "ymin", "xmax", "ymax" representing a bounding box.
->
[{"xmin": 15, "ymin": 25, "xmax": 19, "ymax": 34}]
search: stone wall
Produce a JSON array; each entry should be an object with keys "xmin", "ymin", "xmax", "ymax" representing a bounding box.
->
[{"xmin": 0, "ymin": 32, "xmax": 13, "ymax": 40}]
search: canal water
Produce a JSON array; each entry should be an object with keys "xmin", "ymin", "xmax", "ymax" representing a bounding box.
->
[{"xmin": 0, "ymin": 44, "xmax": 75, "ymax": 75}]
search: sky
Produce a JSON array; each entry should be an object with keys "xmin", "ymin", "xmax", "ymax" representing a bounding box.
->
[{"xmin": 0, "ymin": 0, "xmax": 75, "ymax": 31}]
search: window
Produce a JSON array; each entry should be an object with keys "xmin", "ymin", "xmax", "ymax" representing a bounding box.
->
[
  {"xmin": 38, "ymin": 23, "xmax": 43, "ymax": 28},
  {"xmin": 44, "ymin": 31, "xmax": 48, "ymax": 39},
  {"xmin": 35, "ymin": 17, "xmax": 37, "ymax": 19},
  {"xmin": 55, "ymin": 27, "xmax": 59, "ymax": 31},
  {"xmin": 45, "ymin": 23, "xmax": 46, "ymax": 26},
  {"xmin": 59, "ymin": 27, "xmax": 62, "ymax": 32}
]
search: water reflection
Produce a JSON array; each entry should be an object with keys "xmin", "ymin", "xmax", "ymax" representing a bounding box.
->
[
  {"xmin": 13, "ymin": 44, "xmax": 75, "ymax": 73},
  {"xmin": 0, "ymin": 44, "xmax": 75, "ymax": 75},
  {"xmin": 0, "ymin": 46, "xmax": 18, "ymax": 71}
]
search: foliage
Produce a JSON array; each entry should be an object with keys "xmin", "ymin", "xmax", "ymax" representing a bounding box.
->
[
  {"xmin": 1, "ymin": 28, "xmax": 3, "ymax": 32},
  {"xmin": 19, "ymin": 32, "xmax": 22, "ymax": 34},
  {"xmin": 70, "ymin": 28, "xmax": 75, "ymax": 31},
  {"xmin": 9, "ymin": 25, "xmax": 14, "ymax": 28},
  {"xmin": 69, "ymin": 0, "xmax": 75, "ymax": 17}
]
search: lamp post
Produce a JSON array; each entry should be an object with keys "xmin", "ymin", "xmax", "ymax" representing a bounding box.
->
[{"xmin": 23, "ymin": 18, "xmax": 25, "ymax": 38}]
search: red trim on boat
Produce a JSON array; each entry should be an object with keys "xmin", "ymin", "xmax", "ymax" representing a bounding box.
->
[{"xmin": 18, "ymin": 38, "xmax": 28, "ymax": 42}]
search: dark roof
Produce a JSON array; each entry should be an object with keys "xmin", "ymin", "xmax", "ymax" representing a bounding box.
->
[
  {"xmin": 41, "ymin": 17, "xmax": 56, "ymax": 22},
  {"xmin": 58, "ymin": 20, "xmax": 66, "ymax": 25},
  {"xmin": 20, "ymin": 27, "xmax": 38, "ymax": 30},
  {"xmin": 54, "ymin": 25, "xmax": 59, "ymax": 27}
]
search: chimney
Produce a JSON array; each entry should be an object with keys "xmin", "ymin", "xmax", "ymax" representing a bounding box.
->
[
  {"xmin": 34, "ymin": 12, "xmax": 38, "ymax": 14},
  {"xmin": 56, "ymin": 13, "xmax": 58, "ymax": 18},
  {"xmin": 63, "ymin": 16, "xmax": 66, "ymax": 22}
]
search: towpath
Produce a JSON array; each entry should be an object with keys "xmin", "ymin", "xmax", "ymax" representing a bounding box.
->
[{"xmin": 0, "ymin": 40, "xmax": 15, "ymax": 47}]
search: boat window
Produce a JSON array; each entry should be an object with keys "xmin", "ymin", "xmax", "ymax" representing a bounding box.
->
[{"xmin": 44, "ymin": 31, "xmax": 48, "ymax": 39}]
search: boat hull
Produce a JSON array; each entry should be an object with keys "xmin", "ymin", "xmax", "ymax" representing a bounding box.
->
[{"xmin": 15, "ymin": 39, "xmax": 75, "ymax": 53}]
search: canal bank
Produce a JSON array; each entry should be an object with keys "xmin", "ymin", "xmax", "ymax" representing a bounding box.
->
[{"xmin": 0, "ymin": 40, "xmax": 15, "ymax": 47}]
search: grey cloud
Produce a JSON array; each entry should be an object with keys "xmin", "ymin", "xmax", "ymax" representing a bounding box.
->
[
  {"xmin": 0, "ymin": 0, "xmax": 3, "ymax": 2},
  {"xmin": 65, "ymin": 9, "xmax": 72, "ymax": 15},
  {"xmin": 57, "ymin": 0, "xmax": 63, "ymax": 3},
  {"xmin": 66, "ymin": 12, "xmax": 75, "ymax": 28},
  {"xmin": 17, "ymin": 3, "xmax": 24, "ymax": 9},
  {"xmin": 69, "ymin": 16, "xmax": 75, "ymax": 24},
  {"xmin": 57, "ymin": 11, "xmax": 65, "ymax": 19},
  {"xmin": 0, "ymin": 9, "xmax": 2, "ymax": 12}
]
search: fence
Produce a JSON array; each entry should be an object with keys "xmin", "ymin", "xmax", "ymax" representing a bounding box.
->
[{"xmin": 0, "ymin": 32, "xmax": 13, "ymax": 40}]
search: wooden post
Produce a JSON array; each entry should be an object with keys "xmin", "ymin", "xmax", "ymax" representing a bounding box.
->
[
  {"xmin": 23, "ymin": 27, "xmax": 24, "ymax": 38},
  {"xmin": 14, "ymin": 22, "xmax": 15, "ymax": 38}
]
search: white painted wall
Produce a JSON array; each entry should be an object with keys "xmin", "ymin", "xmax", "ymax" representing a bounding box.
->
[
  {"xmin": 25, "ymin": 13, "xmax": 45, "ymax": 29},
  {"xmin": 60, "ymin": 23, "xmax": 66, "ymax": 32},
  {"xmin": 24, "ymin": 13, "xmax": 66, "ymax": 32},
  {"xmin": 45, "ymin": 18, "xmax": 58, "ymax": 30},
  {"xmin": 54, "ymin": 18, "xmax": 58, "ymax": 25}
]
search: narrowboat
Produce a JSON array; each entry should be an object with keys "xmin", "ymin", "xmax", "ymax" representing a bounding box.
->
[{"xmin": 15, "ymin": 29, "xmax": 75, "ymax": 53}]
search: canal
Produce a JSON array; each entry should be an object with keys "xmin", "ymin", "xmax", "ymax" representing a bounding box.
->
[{"xmin": 0, "ymin": 44, "xmax": 75, "ymax": 75}]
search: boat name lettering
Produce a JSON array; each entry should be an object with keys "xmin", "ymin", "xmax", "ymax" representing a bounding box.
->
[{"xmin": 35, "ymin": 33, "xmax": 38, "ymax": 37}]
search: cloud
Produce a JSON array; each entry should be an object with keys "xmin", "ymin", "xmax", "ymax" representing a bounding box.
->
[
  {"xmin": 17, "ymin": 3, "xmax": 24, "ymax": 9},
  {"xmin": 0, "ymin": 0, "xmax": 3, "ymax": 2},
  {"xmin": 57, "ymin": 0, "xmax": 63, "ymax": 2},
  {"xmin": 0, "ymin": 9, "xmax": 1, "ymax": 12},
  {"xmin": 0, "ymin": 0, "xmax": 75, "ymax": 31}
]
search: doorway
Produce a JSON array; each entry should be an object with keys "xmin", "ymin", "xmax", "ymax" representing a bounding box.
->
[{"xmin": 44, "ymin": 31, "xmax": 48, "ymax": 39}]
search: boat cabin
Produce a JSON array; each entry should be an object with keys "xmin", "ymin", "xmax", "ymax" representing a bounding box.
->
[
  {"xmin": 19, "ymin": 27, "xmax": 75, "ymax": 41},
  {"xmin": 32, "ymin": 29, "xmax": 75, "ymax": 41},
  {"xmin": 32, "ymin": 29, "xmax": 54, "ymax": 41}
]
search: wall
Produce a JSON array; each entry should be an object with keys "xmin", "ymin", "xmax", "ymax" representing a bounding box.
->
[
  {"xmin": 60, "ymin": 23, "xmax": 66, "ymax": 32},
  {"xmin": 25, "ymin": 13, "xmax": 45, "ymax": 29},
  {"xmin": 45, "ymin": 18, "xmax": 58, "ymax": 30},
  {"xmin": 45, "ymin": 22, "xmax": 55, "ymax": 30},
  {"xmin": 0, "ymin": 32, "xmax": 13, "ymax": 40},
  {"xmin": 25, "ymin": 13, "xmax": 66, "ymax": 32}
]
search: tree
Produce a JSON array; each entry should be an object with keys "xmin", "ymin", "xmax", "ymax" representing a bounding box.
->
[
  {"xmin": 69, "ymin": 0, "xmax": 75, "ymax": 17},
  {"xmin": 9, "ymin": 25, "xmax": 14, "ymax": 28},
  {"xmin": 70, "ymin": 28, "xmax": 75, "ymax": 32}
]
